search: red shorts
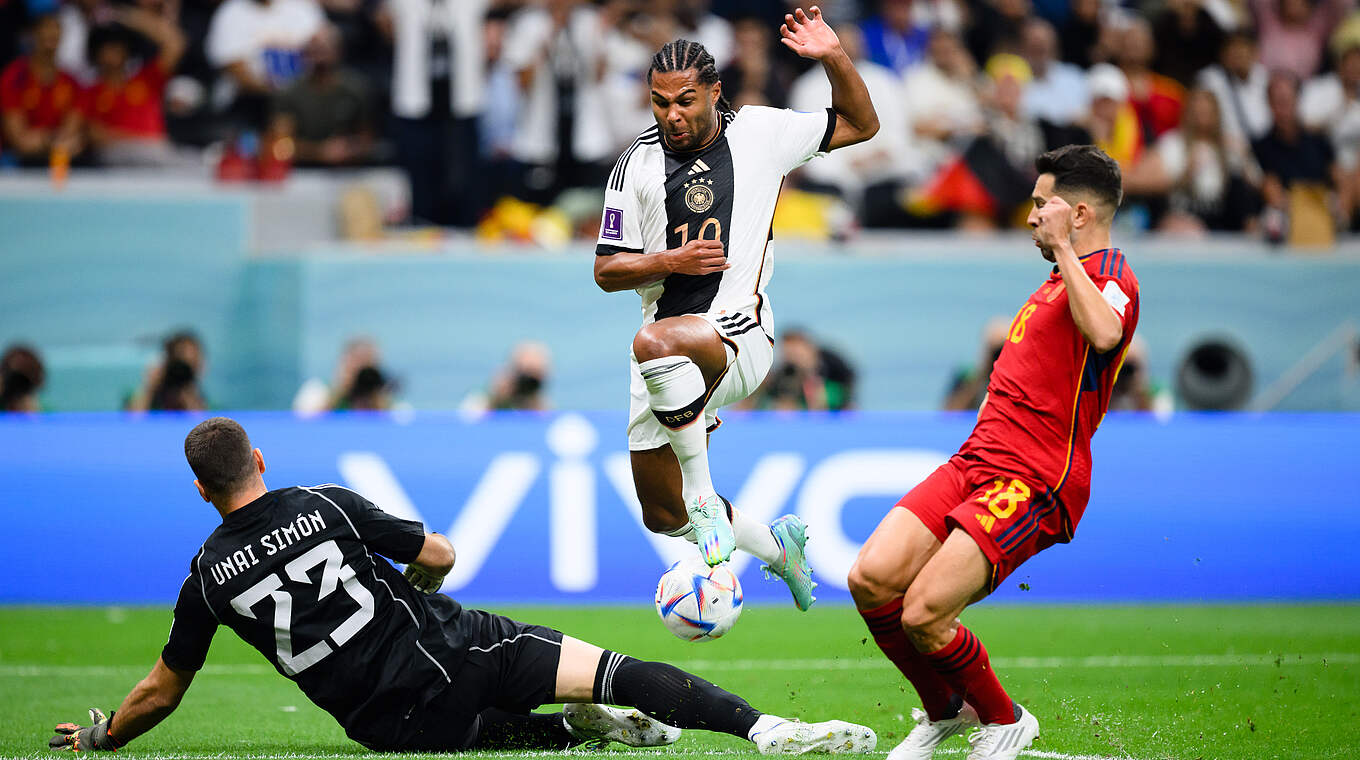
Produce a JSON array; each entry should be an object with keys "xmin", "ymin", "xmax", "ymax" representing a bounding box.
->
[{"xmin": 895, "ymin": 455, "xmax": 1070, "ymax": 592}]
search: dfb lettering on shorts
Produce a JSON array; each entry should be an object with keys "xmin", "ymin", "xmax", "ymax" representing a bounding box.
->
[{"xmin": 602, "ymin": 207, "xmax": 623, "ymax": 240}]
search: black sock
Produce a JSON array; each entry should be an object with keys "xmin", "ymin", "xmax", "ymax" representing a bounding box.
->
[
  {"xmin": 593, "ymin": 650, "xmax": 761, "ymax": 738},
  {"xmin": 467, "ymin": 708, "xmax": 579, "ymax": 750}
]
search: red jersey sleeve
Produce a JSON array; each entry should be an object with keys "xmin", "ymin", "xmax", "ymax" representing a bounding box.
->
[{"xmin": 1084, "ymin": 249, "xmax": 1138, "ymax": 332}]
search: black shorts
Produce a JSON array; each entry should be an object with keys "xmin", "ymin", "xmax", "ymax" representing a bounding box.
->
[{"xmin": 391, "ymin": 610, "xmax": 564, "ymax": 751}]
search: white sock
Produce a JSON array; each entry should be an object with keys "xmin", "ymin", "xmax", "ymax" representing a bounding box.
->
[
  {"xmin": 638, "ymin": 356, "xmax": 715, "ymax": 503},
  {"xmin": 731, "ymin": 507, "xmax": 781, "ymax": 565},
  {"xmin": 748, "ymin": 714, "xmax": 788, "ymax": 742}
]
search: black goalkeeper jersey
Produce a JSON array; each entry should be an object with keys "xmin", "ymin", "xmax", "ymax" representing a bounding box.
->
[{"xmin": 162, "ymin": 485, "xmax": 468, "ymax": 746}]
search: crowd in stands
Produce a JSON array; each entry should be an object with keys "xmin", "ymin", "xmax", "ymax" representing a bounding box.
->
[{"xmin": 2, "ymin": 0, "xmax": 1358, "ymax": 238}]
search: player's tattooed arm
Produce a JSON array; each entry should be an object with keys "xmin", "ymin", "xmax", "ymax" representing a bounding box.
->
[
  {"xmin": 404, "ymin": 533, "xmax": 455, "ymax": 594},
  {"xmin": 593, "ymin": 239, "xmax": 729, "ymax": 292},
  {"xmin": 779, "ymin": 6, "xmax": 878, "ymax": 150},
  {"xmin": 1036, "ymin": 197, "xmax": 1124, "ymax": 353}
]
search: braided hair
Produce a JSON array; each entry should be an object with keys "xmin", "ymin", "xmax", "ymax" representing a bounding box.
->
[{"xmin": 648, "ymin": 39, "xmax": 733, "ymax": 114}]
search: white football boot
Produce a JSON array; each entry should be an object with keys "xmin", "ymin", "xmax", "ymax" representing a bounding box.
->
[
  {"xmin": 964, "ymin": 704, "xmax": 1040, "ymax": 760},
  {"xmin": 886, "ymin": 704, "xmax": 980, "ymax": 760},
  {"xmin": 688, "ymin": 492, "xmax": 736, "ymax": 566},
  {"xmin": 753, "ymin": 719, "xmax": 878, "ymax": 755},
  {"xmin": 562, "ymin": 704, "xmax": 681, "ymax": 747}
]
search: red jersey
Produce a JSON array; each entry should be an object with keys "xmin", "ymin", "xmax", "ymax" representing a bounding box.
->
[
  {"xmin": 85, "ymin": 61, "xmax": 168, "ymax": 139},
  {"xmin": 958, "ymin": 248, "xmax": 1140, "ymax": 536},
  {"xmin": 0, "ymin": 57, "xmax": 82, "ymax": 131}
]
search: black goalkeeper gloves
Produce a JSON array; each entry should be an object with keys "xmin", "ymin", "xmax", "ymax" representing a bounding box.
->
[
  {"xmin": 403, "ymin": 564, "xmax": 446, "ymax": 594},
  {"xmin": 49, "ymin": 708, "xmax": 122, "ymax": 752}
]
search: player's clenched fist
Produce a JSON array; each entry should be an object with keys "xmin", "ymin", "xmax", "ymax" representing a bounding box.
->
[
  {"xmin": 667, "ymin": 239, "xmax": 729, "ymax": 276},
  {"xmin": 49, "ymin": 708, "xmax": 121, "ymax": 752},
  {"xmin": 1034, "ymin": 195, "xmax": 1075, "ymax": 250}
]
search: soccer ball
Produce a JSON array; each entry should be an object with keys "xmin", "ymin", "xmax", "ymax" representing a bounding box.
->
[{"xmin": 654, "ymin": 556, "xmax": 743, "ymax": 642}]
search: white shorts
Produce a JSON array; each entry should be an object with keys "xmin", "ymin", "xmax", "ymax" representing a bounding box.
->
[{"xmin": 626, "ymin": 312, "xmax": 775, "ymax": 452}]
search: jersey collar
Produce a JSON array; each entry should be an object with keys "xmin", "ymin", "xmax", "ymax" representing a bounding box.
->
[{"xmin": 1051, "ymin": 247, "xmax": 1119, "ymax": 276}]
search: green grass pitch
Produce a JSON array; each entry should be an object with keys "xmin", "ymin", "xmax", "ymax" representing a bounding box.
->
[{"xmin": 1, "ymin": 603, "xmax": 1357, "ymax": 760}]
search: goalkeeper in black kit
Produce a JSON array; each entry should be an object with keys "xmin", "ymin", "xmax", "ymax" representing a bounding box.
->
[{"xmin": 49, "ymin": 417, "xmax": 876, "ymax": 755}]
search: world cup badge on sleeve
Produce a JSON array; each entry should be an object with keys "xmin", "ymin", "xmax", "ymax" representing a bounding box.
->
[{"xmin": 602, "ymin": 207, "xmax": 624, "ymax": 240}]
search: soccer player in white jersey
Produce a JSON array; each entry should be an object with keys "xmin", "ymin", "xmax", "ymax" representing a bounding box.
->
[{"xmin": 592, "ymin": 7, "xmax": 878, "ymax": 610}]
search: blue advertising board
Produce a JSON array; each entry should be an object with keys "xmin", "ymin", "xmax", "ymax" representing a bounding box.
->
[{"xmin": 1, "ymin": 412, "xmax": 1355, "ymax": 604}]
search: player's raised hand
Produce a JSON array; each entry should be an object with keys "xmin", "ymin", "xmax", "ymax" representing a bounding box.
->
[
  {"xmin": 1034, "ymin": 195, "xmax": 1075, "ymax": 250},
  {"xmin": 668, "ymin": 239, "xmax": 729, "ymax": 276},
  {"xmin": 49, "ymin": 708, "xmax": 121, "ymax": 752},
  {"xmin": 779, "ymin": 7, "xmax": 842, "ymax": 61}
]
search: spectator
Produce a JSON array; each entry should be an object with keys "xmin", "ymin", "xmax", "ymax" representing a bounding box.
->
[
  {"xmin": 1115, "ymin": 16, "xmax": 1185, "ymax": 140},
  {"xmin": 1057, "ymin": 0, "xmax": 1101, "ymax": 68},
  {"xmin": 56, "ymin": 0, "xmax": 112, "ymax": 84},
  {"xmin": 381, "ymin": 0, "xmax": 489, "ymax": 225},
  {"xmin": 1196, "ymin": 30, "xmax": 1271, "ymax": 143},
  {"xmin": 1019, "ymin": 17, "xmax": 1088, "ymax": 127},
  {"xmin": 788, "ymin": 23, "xmax": 923, "ymax": 214},
  {"xmin": 1084, "ymin": 63, "xmax": 1143, "ymax": 168},
  {"xmin": 127, "ymin": 329, "xmax": 208, "ymax": 412},
  {"xmin": 205, "ymin": 0, "xmax": 325, "ymax": 129},
  {"xmin": 1152, "ymin": 0, "xmax": 1226, "ymax": 87},
  {"xmin": 1127, "ymin": 88, "xmax": 1261, "ymax": 232},
  {"xmin": 0, "ymin": 344, "xmax": 45, "ymax": 413},
  {"xmin": 859, "ymin": 0, "xmax": 932, "ymax": 75},
  {"xmin": 1252, "ymin": 0, "xmax": 1352, "ymax": 80},
  {"xmin": 750, "ymin": 329, "xmax": 857, "ymax": 412},
  {"xmin": 943, "ymin": 318, "xmax": 1007, "ymax": 411},
  {"xmin": 268, "ymin": 24, "xmax": 374, "ymax": 167},
  {"xmin": 902, "ymin": 30, "xmax": 983, "ymax": 174},
  {"xmin": 462, "ymin": 341, "xmax": 552, "ymax": 412},
  {"xmin": 964, "ymin": 0, "xmax": 1031, "ymax": 68},
  {"xmin": 0, "ymin": 13, "xmax": 85, "ymax": 166},
  {"xmin": 84, "ymin": 6, "xmax": 187, "ymax": 166},
  {"xmin": 720, "ymin": 16, "xmax": 793, "ymax": 108},
  {"xmin": 656, "ymin": 0, "xmax": 734, "ymax": 68},
  {"xmin": 1300, "ymin": 22, "xmax": 1360, "ymax": 227},
  {"xmin": 1253, "ymin": 72, "xmax": 1347, "ymax": 241},
  {"xmin": 501, "ymin": 0, "xmax": 613, "ymax": 205}
]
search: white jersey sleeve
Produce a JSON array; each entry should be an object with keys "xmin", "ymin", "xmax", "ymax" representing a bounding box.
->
[
  {"xmin": 740, "ymin": 105, "xmax": 837, "ymax": 175},
  {"xmin": 596, "ymin": 128, "xmax": 660, "ymax": 254}
]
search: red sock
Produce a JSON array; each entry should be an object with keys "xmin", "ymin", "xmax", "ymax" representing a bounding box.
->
[
  {"xmin": 858, "ymin": 597, "xmax": 960, "ymax": 720},
  {"xmin": 922, "ymin": 625, "xmax": 1015, "ymax": 725}
]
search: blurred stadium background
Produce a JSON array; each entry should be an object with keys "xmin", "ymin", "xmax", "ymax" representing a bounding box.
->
[{"xmin": 2, "ymin": 0, "xmax": 1359, "ymax": 757}]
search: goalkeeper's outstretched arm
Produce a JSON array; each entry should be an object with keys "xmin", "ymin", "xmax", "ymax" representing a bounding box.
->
[{"xmin": 49, "ymin": 658, "xmax": 193, "ymax": 751}]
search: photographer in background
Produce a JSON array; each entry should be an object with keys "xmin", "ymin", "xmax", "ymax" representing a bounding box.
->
[
  {"xmin": 125, "ymin": 330, "xmax": 208, "ymax": 412},
  {"xmin": 463, "ymin": 341, "xmax": 552, "ymax": 413},
  {"xmin": 0, "ymin": 344, "xmax": 45, "ymax": 413}
]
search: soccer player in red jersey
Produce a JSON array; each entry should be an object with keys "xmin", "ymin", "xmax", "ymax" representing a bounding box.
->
[{"xmin": 847, "ymin": 144, "xmax": 1139, "ymax": 760}]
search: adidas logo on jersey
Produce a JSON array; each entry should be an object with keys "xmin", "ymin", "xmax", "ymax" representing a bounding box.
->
[{"xmin": 687, "ymin": 159, "xmax": 711, "ymax": 176}]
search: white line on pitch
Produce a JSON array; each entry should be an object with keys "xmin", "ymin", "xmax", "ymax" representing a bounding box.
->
[{"xmin": 0, "ymin": 652, "xmax": 1355, "ymax": 678}]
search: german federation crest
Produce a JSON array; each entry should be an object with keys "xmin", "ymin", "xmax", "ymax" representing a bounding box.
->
[{"xmin": 684, "ymin": 179, "xmax": 715, "ymax": 213}]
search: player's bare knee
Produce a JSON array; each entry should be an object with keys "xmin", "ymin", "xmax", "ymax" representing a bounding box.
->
[
  {"xmin": 631, "ymin": 325, "xmax": 680, "ymax": 363},
  {"xmin": 847, "ymin": 560, "xmax": 892, "ymax": 607}
]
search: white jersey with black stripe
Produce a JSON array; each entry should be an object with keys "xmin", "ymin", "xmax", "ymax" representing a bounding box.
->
[{"xmin": 596, "ymin": 105, "xmax": 837, "ymax": 337}]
